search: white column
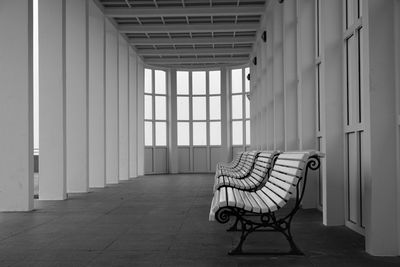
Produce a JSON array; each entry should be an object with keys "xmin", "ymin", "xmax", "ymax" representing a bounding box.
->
[
  {"xmin": 65, "ymin": 0, "xmax": 88, "ymax": 193},
  {"xmin": 272, "ymin": 3, "xmax": 285, "ymax": 151},
  {"xmin": 137, "ymin": 61, "xmax": 145, "ymax": 176},
  {"xmin": 320, "ymin": 0, "xmax": 345, "ymax": 225},
  {"xmin": 118, "ymin": 36, "xmax": 129, "ymax": 181},
  {"xmin": 0, "ymin": 0, "xmax": 34, "ymax": 211},
  {"xmin": 129, "ymin": 50, "xmax": 138, "ymax": 178},
  {"xmin": 297, "ymin": 0, "xmax": 318, "ymax": 208},
  {"xmin": 39, "ymin": 0, "xmax": 66, "ymax": 200},
  {"xmin": 283, "ymin": 0, "xmax": 298, "ymax": 151},
  {"xmin": 266, "ymin": 11, "xmax": 275, "ymax": 150},
  {"xmin": 365, "ymin": 0, "xmax": 398, "ymax": 256},
  {"xmin": 168, "ymin": 69, "xmax": 179, "ymax": 173},
  {"xmin": 221, "ymin": 67, "xmax": 230, "ymax": 161},
  {"xmin": 88, "ymin": 0, "xmax": 105, "ymax": 188},
  {"xmin": 105, "ymin": 19, "xmax": 119, "ymax": 184}
]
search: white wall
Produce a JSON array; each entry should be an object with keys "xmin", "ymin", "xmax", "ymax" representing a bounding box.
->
[
  {"xmin": 0, "ymin": 0, "xmax": 34, "ymax": 211},
  {"xmin": 129, "ymin": 49, "xmax": 139, "ymax": 178}
]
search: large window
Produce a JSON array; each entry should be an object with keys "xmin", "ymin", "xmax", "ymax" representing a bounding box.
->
[
  {"xmin": 231, "ymin": 67, "xmax": 250, "ymax": 146},
  {"xmin": 144, "ymin": 68, "xmax": 167, "ymax": 147},
  {"xmin": 177, "ymin": 70, "xmax": 221, "ymax": 146}
]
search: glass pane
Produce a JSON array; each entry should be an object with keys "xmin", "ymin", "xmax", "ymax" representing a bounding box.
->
[
  {"xmin": 155, "ymin": 70, "xmax": 166, "ymax": 94},
  {"xmin": 245, "ymin": 67, "xmax": 250, "ymax": 92},
  {"xmin": 144, "ymin": 68, "xmax": 152, "ymax": 93},
  {"xmin": 246, "ymin": 120, "xmax": 251, "ymax": 145},
  {"xmin": 155, "ymin": 122, "xmax": 167, "ymax": 146},
  {"xmin": 144, "ymin": 95, "xmax": 152, "ymax": 120},
  {"xmin": 232, "ymin": 121, "xmax": 243, "ymax": 145},
  {"xmin": 231, "ymin": 94, "xmax": 243, "ymax": 119},
  {"xmin": 177, "ymin": 96, "xmax": 189, "ymax": 121},
  {"xmin": 155, "ymin": 96, "xmax": 166, "ymax": 120},
  {"xmin": 245, "ymin": 96, "xmax": 250, "ymax": 119},
  {"xmin": 210, "ymin": 121, "xmax": 221, "ymax": 146},
  {"xmin": 193, "ymin": 122, "xmax": 206, "ymax": 146},
  {"xmin": 192, "ymin": 71, "xmax": 206, "ymax": 95},
  {"xmin": 209, "ymin": 96, "xmax": 221, "ymax": 120},
  {"xmin": 145, "ymin": 121, "xmax": 152, "ymax": 146},
  {"xmin": 231, "ymin": 69, "xmax": 242, "ymax": 93},
  {"xmin": 177, "ymin": 71, "xmax": 189, "ymax": 95},
  {"xmin": 192, "ymin": 96, "xmax": 206, "ymax": 120},
  {"xmin": 177, "ymin": 122, "xmax": 189, "ymax": 146},
  {"xmin": 209, "ymin": 70, "xmax": 221, "ymax": 95}
]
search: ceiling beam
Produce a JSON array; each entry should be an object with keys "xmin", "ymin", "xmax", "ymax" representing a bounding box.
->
[
  {"xmin": 129, "ymin": 36, "xmax": 255, "ymax": 45},
  {"xmin": 104, "ymin": 6, "xmax": 264, "ymax": 17},
  {"xmin": 119, "ymin": 23, "xmax": 260, "ymax": 33},
  {"xmin": 137, "ymin": 48, "xmax": 251, "ymax": 56},
  {"xmin": 143, "ymin": 57, "xmax": 249, "ymax": 64}
]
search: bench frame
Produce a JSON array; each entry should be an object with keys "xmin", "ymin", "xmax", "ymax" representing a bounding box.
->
[{"xmin": 214, "ymin": 154, "xmax": 321, "ymax": 255}]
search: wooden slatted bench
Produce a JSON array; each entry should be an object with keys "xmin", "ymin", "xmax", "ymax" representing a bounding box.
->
[
  {"xmin": 213, "ymin": 151, "xmax": 280, "ymax": 192},
  {"xmin": 215, "ymin": 151, "xmax": 258, "ymax": 180},
  {"xmin": 216, "ymin": 151, "xmax": 244, "ymax": 171},
  {"xmin": 209, "ymin": 151, "xmax": 323, "ymax": 255}
]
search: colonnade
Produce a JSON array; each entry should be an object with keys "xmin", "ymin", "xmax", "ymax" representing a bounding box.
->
[{"xmin": 0, "ymin": 0, "xmax": 144, "ymax": 210}]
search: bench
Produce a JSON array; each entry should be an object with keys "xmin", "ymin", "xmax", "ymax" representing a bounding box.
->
[
  {"xmin": 213, "ymin": 151, "xmax": 280, "ymax": 192},
  {"xmin": 209, "ymin": 151, "xmax": 323, "ymax": 255},
  {"xmin": 216, "ymin": 151, "xmax": 244, "ymax": 171},
  {"xmin": 215, "ymin": 151, "xmax": 258, "ymax": 180}
]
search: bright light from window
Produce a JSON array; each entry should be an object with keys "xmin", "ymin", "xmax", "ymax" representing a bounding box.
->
[
  {"xmin": 192, "ymin": 71, "xmax": 206, "ymax": 95},
  {"xmin": 232, "ymin": 121, "xmax": 243, "ymax": 145},
  {"xmin": 245, "ymin": 96, "xmax": 250, "ymax": 119},
  {"xmin": 177, "ymin": 71, "xmax": 189, "ymax": 95},
  {"xmin": 245, "ymin": 67, "xmax": 250, "ymax": 92},
  {"xmin": 231, "ymin": 95, "xmax": 243, "ymax": 119},
  {"xmin": 155, "ymin": 122, "xmax": 167, "ymax": 146},
  {"xmin": 144, "ymin": 69, "xmax": 152, "ymax": 93},
  {"xmin": 155, "ymin": 70, "xmax": 166, "ymax": 94},
  {"xmin": 144, "ymin": 95, "xmax": 152, "ymax": 120},
  {"xmin": 155, "ymin": 96, "xmax": 166, "ymax": 120},
  {"xmin": 209, "ymin": 96, "xmax": 221, "ymax": 120},
  {"xmin": 177, "ymin": 122, "xmax": 189, "ymax": 146},
  {"xmin": 145, "ymin": 121, "xmax": 153, "ymax": 146},
  {"xmin": 231, "ymin": 69, "xmax": 242, "ymax": 93},
  {"xmin": 210, "ymin": 121, "xmax": 221, "ymax": 146},
  {"xmin": 246, "ymin": 120, "xmax": 251, "ymax": 145},
  {"xmin": 193, "ymin": 122, "xmax": 207, "ymax": 146},
  {"xmin": 209, "ymin": 70, "xmax": 221, "ymax": 95},
  {"xmin": 192, "ymin": 96, "xmax": 206, "ymax": 120}
]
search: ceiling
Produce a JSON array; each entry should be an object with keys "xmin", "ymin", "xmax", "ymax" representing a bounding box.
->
[{"xmin": 98, "ymin": 0, "xmax": 268, "ymax": 68}]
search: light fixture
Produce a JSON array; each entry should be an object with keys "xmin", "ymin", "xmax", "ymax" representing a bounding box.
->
[
  {"xmin": 261, "ymin": 31, "xmax": 267, "ymax": 43},
  {"xmin": 252, "ymin": 57, "xmax": 257, "ymax": 66}
]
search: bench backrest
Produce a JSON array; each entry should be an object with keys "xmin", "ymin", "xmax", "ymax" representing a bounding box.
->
[
  {"xmin": 261, "ymin": 151, "xmax": 321, "ymax": 210},
  {"xmin": 219, "ymin": 151, "xmax": 244, "ymax": 170},
  {"xmin": 247, "ymin": 151, "xmax": 280, "ymax": 188}
]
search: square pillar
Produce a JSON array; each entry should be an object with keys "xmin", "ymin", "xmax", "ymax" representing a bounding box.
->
[
  {"xmin": 65, "ymin": 0, "xmax": 88, "ymax": 193},
  {"xmin": 39, "ymin": 0, "xmax": 67, "ymax": 200},
  {"xmin": 129, "ymin": 50, "xmax": 138, "ymax": 178},
  {"xmin": 88, "ymin": 0, "xmax": 105, "ymax": 188},
  {"xmin": 0, "ymin": 0, "xmax": 34, "ymax": 211}
]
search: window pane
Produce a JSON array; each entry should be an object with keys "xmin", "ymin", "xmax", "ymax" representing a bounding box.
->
[
  {"xmin": 245, "ymin": 96, "xmax": 250, "ymax": 119},
  {"xmin": 232, "ymin": 121, "xmax": 243, "ymax": 145},
  {"xmin": 245, "ymin": 67, "xmax": 250, "ymax": 92},
  {"xmin": 231, "ymin": 69, "xmax": 242, "ymax": 93},
  {"xmin": 231, "ymin": 94, "xmax": 243, "ymax": 119},
  {"xmin": 209, "ymin": 70, "xmax": 221, "ymax": 95},
  {"xmin": 145, "ymin": 121, "xmax": 152, "ymax": 146},
  {"xmin": 155, "ymin": 122, "xmax": 167, "ymax": 146},
  {"xmin": 177, "ymin": 71, "xmax": 189, "ymax": 95},
  {"xmin": 192, "ymin": 71, "xmax": 206, "ymax": 95},
  {"xmin": 209, "ymin": 96, "xmax": 221, "ymax": 120},
  {"xmin": 155, "ymin": 96, "xmax": 166, "ymax": 120},
  {"xmin": 145, "ymin": 95, "xmax": 152, "ymax": 120},
  {"xmin": 144, "ymin": 69, "xmax": 152, "ymax": 93},
  {"xmin": 177, "ymin": 122, "xmax": 189, "ymax": 146},
  {"xmin": 193, "ymin": 122, "xmax": 206, "ymax": 146},
  {"xmin": 155, "ymin": 70, "xmax": 166, "ymax": 94},
  {"xmin": 177, "ymin": 96, "xmax": 189, "ymax": 121},
  {"xmin": 192, "ymin": 96, "xmax": 206, "ymax": 120},
  {"xmin": 210, "ymin": 121, "xmax": 221, "ymax": 146},
  {"xmin": 246, "ymin": 120, "xmax": 251, "ymax": 145}
]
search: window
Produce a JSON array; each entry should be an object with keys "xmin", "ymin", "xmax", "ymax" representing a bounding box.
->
[
  {"xmin": 231, "ymin": 67, "xmax": 251, "ymax": 146},
  {"xmin": 176, "ymin": 70, "xmax": 222, "ymax": 146},
  {"xmin": 144, "ymin": 68, "xmax": 167, "ymax": 147}
]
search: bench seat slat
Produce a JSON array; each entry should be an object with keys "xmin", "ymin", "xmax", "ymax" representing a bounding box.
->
[
  {"xmin": 268, "ymin": 176, "xmax": 293, "ymax": 193},
  {"xmin": 273, "ymin": 165, "xmax": 303, "ymax": 177},
  {"xmin": 275, "ymin": 159, "xmax": 305, "ymax": 169},
  {"xmin": 256, "ymin": 190, "xmax": 277, "ymax": 212},
  {"xmin": 270, "ymin": 170, "xmax": 299, "ymax": 185},
  {"xmin": 227, "ymin": 187, "xmax": 236, "ymax": 206},
  {"xmin": 243, "ymin": 191, "xmax": 261, "ymax": 213},
  {"xmin": 250, "ymin": 192, "xmax": 270, "ymax": 213},
  {"xmin": 261, "ymin": 187, "xmax": 286, "ymax": 208},
  {"xmin": 233, "ymin": 188, "xmax": 245, "ymax": 209},
  {"xmin": 265, "ymin": 181, "xmax": 291, "ymax": 201}
]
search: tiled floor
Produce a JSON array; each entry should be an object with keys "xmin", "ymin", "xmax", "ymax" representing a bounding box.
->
[{"xmin": 1, "ymin": 174, "xmax": 400, "ymax": 266}]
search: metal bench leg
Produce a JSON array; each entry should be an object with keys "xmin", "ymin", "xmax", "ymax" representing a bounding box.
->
[
  {"xmin": 228, "ymin": 221, "xmax": 252, "ymax": 255},
  {"xmin": 226, "ymin": 217, "xmax": 240, "ymax": 232}
]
